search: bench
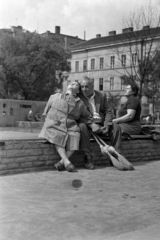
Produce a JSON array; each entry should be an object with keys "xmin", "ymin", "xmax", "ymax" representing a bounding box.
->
[{"xmin": 0, "ymin": 134, "xmax": 160, "ymax": 175}]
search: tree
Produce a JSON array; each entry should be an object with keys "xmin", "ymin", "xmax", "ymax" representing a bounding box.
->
[
  {"xmin": 110, "ymin": 1, "xmax": 160, "ymax": 101},
  {"xmin": 0, "ymin": 30, "xmax": 71, "ymax": 100},
  {"xmin": 143, "ymin": 50, "xmax": 160, "ymax": 113},
  {"xmin": 107, "ymin": 92, "xmax": 121, "ymax": 117}
]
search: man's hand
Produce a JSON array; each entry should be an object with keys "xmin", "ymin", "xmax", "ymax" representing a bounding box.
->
[
  {"xmin": 100, "ymin": 126, "xmax": 109, "ymax": 135},
  {"xmin": 90, "ymin": 123, "xmax": 101, "ymax": 134},
  {"xmin": 112, "ymin": 119, "xmax": 119, "ymax": 124}
]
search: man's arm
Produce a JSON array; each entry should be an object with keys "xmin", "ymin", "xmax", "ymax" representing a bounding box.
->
[{"xmin": 79, "ymin": 102, "xmax": 102, "ymax": 134}]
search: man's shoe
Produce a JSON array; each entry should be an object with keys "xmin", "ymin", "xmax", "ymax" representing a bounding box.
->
[{"xmin": 84, "ymin": 156, "xmax": 95, "ymax": 170}]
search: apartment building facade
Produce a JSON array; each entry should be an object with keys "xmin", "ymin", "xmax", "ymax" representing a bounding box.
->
[{"xmin": 66, "ymin": 26, "xmax": 160, "ymax": 97}]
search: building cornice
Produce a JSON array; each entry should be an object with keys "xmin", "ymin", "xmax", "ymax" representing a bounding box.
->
[{"xmin": 71, "ymin": 35, "xmax": 160, "ymax": 53}]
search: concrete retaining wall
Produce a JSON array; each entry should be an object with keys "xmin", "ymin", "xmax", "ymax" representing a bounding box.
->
[
  {"xmin": 16, "ymin": 121, "xmax": 44, "ymax": 128},
  {"xmin": 0, "ymin": 139, "xmax": 160, "ymax": 175},
  {"xmin": 0, "ymin": 99, "xmax": 46, "ymax": 126}
]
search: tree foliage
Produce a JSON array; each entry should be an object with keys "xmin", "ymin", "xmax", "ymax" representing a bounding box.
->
[
  {"xmin": 0, "ymin": 30, "xmax": 71, "ymax": 100},
  {"xmin": 143, "ymin": 50, "xmax": 160, "ymax": 111}
]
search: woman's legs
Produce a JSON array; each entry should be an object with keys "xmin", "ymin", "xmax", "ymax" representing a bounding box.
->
[
  {"xmin": 109, "ymin": 123, "xmax": 122, "ymax": 154},
  {"xmin": 59, "ymin": 150, "xmax": 74, "ymax": 166},
  {"xmin": 55, "ymin": 145, "xmax": 74, "ymax": 168},
  {"xmin": 119, "ymin": 122, "xmax": 141, "ymax": 135}
]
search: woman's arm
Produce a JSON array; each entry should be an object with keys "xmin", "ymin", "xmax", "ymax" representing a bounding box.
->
[
  {"xmin": 112, "ymin": 109, "xmax": 136, "ymax": 124},
  {"xmin": 42, "ymin": 95, "xmax": 53, "ymax": 119}
]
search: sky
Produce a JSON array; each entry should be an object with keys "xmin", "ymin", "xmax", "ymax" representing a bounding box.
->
[{"xmin": 0, "ymin": 0, "xmax": 159, "ymax": 40}]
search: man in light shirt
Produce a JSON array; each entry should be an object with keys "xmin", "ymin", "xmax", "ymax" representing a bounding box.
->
[{"xmin": 78, "ymin": 77, "xmax": 121, "ymax": 169}]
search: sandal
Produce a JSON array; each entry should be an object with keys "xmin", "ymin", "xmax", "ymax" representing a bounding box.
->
[
  {"xmin": 54, "ymin": 161, "xmax": 64, "ymax": 171},
  {"xmin": 65, "ymin": 163, "xmax": 76, "ymax": 172}
]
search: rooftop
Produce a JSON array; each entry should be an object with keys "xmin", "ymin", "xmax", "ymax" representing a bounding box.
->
[{"xmin": 71, "ymin": 26, "xmax": 160, "ymax": 51}]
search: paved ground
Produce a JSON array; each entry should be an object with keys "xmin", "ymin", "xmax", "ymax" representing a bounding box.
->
[
  {"xmin": 1, "ymin": 127, "xmax": 160, "ymax": 239},
  {"xmin": 1, "ymin": 161, "xmax": 160, "ymax": 240}
]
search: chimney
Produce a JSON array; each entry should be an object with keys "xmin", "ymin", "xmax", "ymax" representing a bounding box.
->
[
  {"xmin": 55, "ymin": 26, "xmax": 60, "ymax": 34},
  {"xmin": 11, "ymin": 26, "xmax": 22, "ymax": 32},
  {"xmin": 122, "ymin": 27, "xmax": 134, "ymax": 33},
  {"xmin": 96, "ymin": 34, "xmax": 101, "ymax": 38},
  {"xmin": 109, "ymin": 31, "xmax": 116, "ymax": 36},
  {"xmin": 143, "ymin": 25, "xmax": 150, "ymax": 30},
  {"xmin": 17, "ymin": 26, "xmax": 22, "ymax": 30},
  {"xmin": 11, "ymin": 26, "xmax": 23, "ymax": 36},
  {"xmin": 45, "ymin": 31, "xmax": 50, "ymax": 36}
]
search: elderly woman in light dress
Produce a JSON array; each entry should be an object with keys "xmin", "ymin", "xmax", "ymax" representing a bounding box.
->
[{"xmin": 39, "ymin": 81, "xmax": 92, "ymax": 172}]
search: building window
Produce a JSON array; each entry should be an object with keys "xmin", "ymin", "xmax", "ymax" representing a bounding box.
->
[
  {"xmin": 83, "ymin": 60, "xmax": 87, "ymax": 71},
  {"xmin": 121, "ymin": 54, "xmax": 126, "ymax": 67},
  {"xmin": 68, "ymin": 61, "xmax": 71, "ymax": 71},
  {"xmin": 121, "ymin": 77, "xmax": 125, "ymax": 90},
  {"xmin": 75, "ymin": 61, "xmax": 79, "ymax": 72},
  {"xmin": 99, "ymin": 78, "xmax": 103, "ymax": 91},
  {"xmin": 110, "ymin": 77, "xmax": 114, "ymax": 90},
  {"xmin": 3, "ymin": 103, "xmax": 6, "ymax": 108},
  {"xmin": 91, "ymin": 58, "xmax": 95, "ymax": 70},
  {"xmin": 10, "ymin": 108, "xmax": 13, "ymax": 116},
  {"xmin": 20, "ymin": 104, "xmax": 32, "ymax": 108},
  {"xmin": 110, "ymin": 56, "xmax": 115, "ymax": 68},
  {"xmin": 99, "ymin": 57, "xmax": 104, "ymax": 69},
  {"xmin": 132, "ymin": 53, "xmax": 137, "ymax": 66}
]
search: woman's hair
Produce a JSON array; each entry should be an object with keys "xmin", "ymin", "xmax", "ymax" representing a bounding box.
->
[
  {"xmin": 76, "ymin": 81, "xmax": 81, "ymax": 90},
  {"xmin": 68, "ymin": 80, "xmax": 82, "ymax": 97},
  {"xmin": 130, "ymin": 82, "xmax": 139, "ymax": 96},
  {"xmin": 75, "ymin": 81, "xmax": 82, "ymax": 96}
]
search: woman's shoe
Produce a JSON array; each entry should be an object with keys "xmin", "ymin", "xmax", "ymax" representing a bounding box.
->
[
  {"xmin": 65, "ymin": 163, "xmax": 76, "ymax": 172},
  {"xmin": 54, "ymin": 161, "xmax": 64, "ymax": 171}
]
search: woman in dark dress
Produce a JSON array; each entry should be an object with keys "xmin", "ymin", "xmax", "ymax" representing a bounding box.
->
[
  {"xmin": 109, "ymin": 82, "xmax": 141, "ymax": 155},
  {"xmin": 112, "ymin": 83, "xmax": 141, "ymax": 135}
]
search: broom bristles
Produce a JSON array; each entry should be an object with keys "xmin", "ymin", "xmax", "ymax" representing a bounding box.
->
[
  {"xmin": 107, "ymin": 146, "xmax": 134, "ymax": 171},
  {"xmin": 100, "ymin": 146, "xmax": 127, "ymax": 170},
  {"xmin": 109, "ymin": 155, "xmax": 128, "ymax": 171},
  {"xmin": 116, "ymin": 153, "xmax": 134, "ymax": 171},
  {"xmin": 107, "ymin": 146, "xmax": 118, "ymax": 158},
  {"xmin": 93, "ymin": 132, "xmax": 134, "ymax": 171},
  {"xmin": 100, "ymin": 145, "xmax": 134, "ymax": 171}
]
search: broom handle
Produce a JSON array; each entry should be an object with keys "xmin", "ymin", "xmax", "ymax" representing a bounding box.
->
[
  {"xmin": 93, "ymin": 133, "xmax": 109, "ymax": 147},
  {"xmin": 90, "ymin": 131, "xmax": 103, "ymax": 147}
]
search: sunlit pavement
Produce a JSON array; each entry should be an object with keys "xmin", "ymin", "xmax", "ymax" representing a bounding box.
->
[
  {"xmin": 0, "ymin": 160, "xmax": 160, "ymax": 240},
  {"xmin": 0, "ymin": 127, "xmax": 40, "ymax": 140}
]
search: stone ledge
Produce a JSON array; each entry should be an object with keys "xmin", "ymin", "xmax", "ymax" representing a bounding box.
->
[
  {"xmin": 16, "ymin": 121, "xmax": 43, "ymax": 128},
  {"xmin": 0, "ymin": 138, "xmax": 160, "ymax": 175}
]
